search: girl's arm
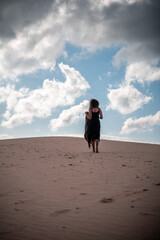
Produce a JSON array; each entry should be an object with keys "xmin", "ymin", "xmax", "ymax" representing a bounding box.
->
[
  {"xmin": 87, "ymin": 107, "xmax": 92, "ymax": 120},
  {"xmin": 99, "ymin": 108, "xmax": 103, "ymax": 119}
]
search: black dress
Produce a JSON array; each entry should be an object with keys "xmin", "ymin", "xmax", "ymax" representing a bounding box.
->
[
  {"xmin": 89, "ymin": 111, "xmax": 100, "ymax": 141},
  {"xmin": 84, "ymin": 111, "xmax": 100, "ymax": 147},
  {"xmin": 84, "ymin": 115, "xmax": 91, "ymax": 148}
]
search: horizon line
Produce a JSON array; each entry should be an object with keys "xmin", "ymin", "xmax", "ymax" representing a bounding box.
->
[{"xmin": 0, "ymin": 134, "xmax": 159, "ymax": 145}]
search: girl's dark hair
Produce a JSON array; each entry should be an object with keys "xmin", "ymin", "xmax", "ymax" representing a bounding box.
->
[{"xmin": 90, "ymin": 99, "xmax": 99, "ymax": 108}]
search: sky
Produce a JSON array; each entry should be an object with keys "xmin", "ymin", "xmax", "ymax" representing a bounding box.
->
[{"xmin": 0, "ymin": 0, "xmax": 160, "ymax": 144}]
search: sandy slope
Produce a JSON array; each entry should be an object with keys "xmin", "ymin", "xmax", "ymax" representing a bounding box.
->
[{"xmin": 0, "ymin": 137, "xmax": 160, "ymax": 240}]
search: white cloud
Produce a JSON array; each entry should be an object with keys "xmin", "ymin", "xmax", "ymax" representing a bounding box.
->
[
  {"xmin": 101, "ymin": 0, "xmax": 146, "ymax": 7},
  {"xmin": 121, "ymin": 111, "xmax": 160, "ymax": 134},
  {"xmin": 106, "ymin": 85, "xmax": 151, "ymax": 114},
  {"xmin": 1, "ymin": 63, "xmax": 90, "ymax": 128},
  {"xmin": 113, "ymin": 43, "xmax": 160, "ymax": 68},
  {"xmin": 0, "ymin": 84, "xmax": 29, "ymax": 119},
  {"xmin": 49, "ymin": 100, "xmax": 89, "ymax": 132},
  {"xmin": 0, "ymin": 134, "xmax": 13, "ymax": 140},
  {"xmin": 0, "ymin": 0, "xmax": 159, "ymax": 81},
  {"xmin": 0, "ymin": 20, "xmax": 65, "ymax": 81},
  {"xmin": 101, "ymin": 134, "xmax": 130, "ymax": 142},
  {"xmin": 125, "ymin": 61, "xmax": 160, "ymax": 84},
  {"xmin": 107, "ymin": 71, "xmax": 111, "ymax": 76}
]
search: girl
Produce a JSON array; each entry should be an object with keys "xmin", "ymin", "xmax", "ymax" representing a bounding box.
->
[{"xmin": 86, "ymin": 99, "xmax": 103, "ymax": 153}]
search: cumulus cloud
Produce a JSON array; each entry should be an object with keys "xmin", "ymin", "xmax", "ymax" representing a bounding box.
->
[
  {"xmin": 1, "ymin": 63, "xmax": 90, "ymax": 128},
  {"xmin": 121, "ymin": 111, "xmax": 160, "ymax": 134},
  {"xmin": 125, "ymin": 61, "xmax": 160, "ymax": 84},
  {"xmin": 0, "ymin": 134, "xmax": 13, "ymax": 140},
  {"xmin": 106, "ymin": 85, "xmax": 151, "ymax": 114},
  {"xmin": 113, "ymin": 43, "xmax": 160, "ymax": 68},
  {"xmin": 0, "ymin": 84, "xmax": 29, "ymax": 119},
  {"xmin": 101, "ymin": 134, "xmax": 130, "ymax": 142},
  {"xmin": 102, "ymin": 0, "xmax": 148, "ymax": 6},
  {"xmin": 0, "ymin": 0, "xmax": 160, "ymax": 80},
  {"xmin": 0, "ymin": 0, "xmax": 55, "ymax": 40},
  {"xmin": 49, "ymin": 100, "xmax": 89, "ymax": 131}
]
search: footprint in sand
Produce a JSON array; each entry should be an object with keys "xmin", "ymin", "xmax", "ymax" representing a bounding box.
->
[
  {"xmin": 139, "ymin": 212, "xmax": 154, "ymax": 216},
  {"xmin": 100, "ymin": 198, "xmax": 113, "ymax": 203},
  {"xmin": 64, "ymin": 153, "xmax": 75, "ymax": 159},
  {"xmin": 143, "ymin": 189, "xmax": 148, "ymax": 191},
  {"xmin": 14, "ymin": 200, "xmax": 25, "ymax": 205},
  {"xmin": 14, "ymin": 208, "xmax": 20, "ymax": 211},
  {"xmin": 50, "ymin": 209, "xmax": 71, "ymax": 217},
  {"xmin": 154, "ymin": 183, "xmax": 160, "ymax": 186}
]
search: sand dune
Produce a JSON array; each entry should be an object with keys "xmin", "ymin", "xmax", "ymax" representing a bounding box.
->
[{"xmin": 0, "ymin": 137, "xmax": 160, "ymax": 240}]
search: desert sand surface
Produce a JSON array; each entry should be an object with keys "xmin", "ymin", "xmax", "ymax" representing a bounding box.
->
[{"xmin": 0, "ymin": 136, "xmax": 160, "ymax": 240}]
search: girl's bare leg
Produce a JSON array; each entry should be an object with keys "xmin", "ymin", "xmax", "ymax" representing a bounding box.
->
[
  {"xmin": 96, "ymin": 140, "xmax": 99, "ymax": 153},
  {"xmin": 91, "ymin": 140, "xmax": 95, "ymax": 152}
]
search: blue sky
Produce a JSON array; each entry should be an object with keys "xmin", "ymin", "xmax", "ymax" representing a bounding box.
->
[{"xmin": 0, "ymin": 0, "xmax": 160, "ymax": 143}]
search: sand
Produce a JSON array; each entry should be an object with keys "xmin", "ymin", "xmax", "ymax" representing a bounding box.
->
[{"xmin": 0, "ymin": 136, "xmax": 160, "ymax": 240}]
